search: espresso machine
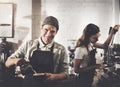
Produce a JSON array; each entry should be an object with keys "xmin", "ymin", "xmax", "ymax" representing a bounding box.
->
[{"xmin": 67, "ymin": 39, "xmax": 76, "ymax": 75}]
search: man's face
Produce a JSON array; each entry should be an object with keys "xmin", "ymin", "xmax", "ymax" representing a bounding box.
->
[{"xmin": 41, "ymin": 24, "xmax": 57, "ymax": 44}]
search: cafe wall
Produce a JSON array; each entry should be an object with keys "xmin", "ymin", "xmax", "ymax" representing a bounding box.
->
[{"xmin": 0, "ymin": 0, "xmax": 119, "ymax": 50}]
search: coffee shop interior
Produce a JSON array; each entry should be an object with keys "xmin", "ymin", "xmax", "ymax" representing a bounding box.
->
[{"xmin": 0, "ymin": 0, "xmax": 120, "ymax": 87}]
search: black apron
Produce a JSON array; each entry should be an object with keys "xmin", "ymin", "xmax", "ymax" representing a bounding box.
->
[
  {"xmin": 75, "ymin": 48, "xmax": 97, "ymax": 87},
  {"xmin": 23, "ymin": 43, "xmax": 54, "ymax": 87}
]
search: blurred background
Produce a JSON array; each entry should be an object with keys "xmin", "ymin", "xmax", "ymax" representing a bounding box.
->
[{"xmin": 0, "ymin": 0, "xmax": 119, "ymax": 49}]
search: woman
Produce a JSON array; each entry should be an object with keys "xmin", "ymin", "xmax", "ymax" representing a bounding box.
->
[{"xmin": 73, "ymin": 23, "xmax": 120, "ymax": 87}]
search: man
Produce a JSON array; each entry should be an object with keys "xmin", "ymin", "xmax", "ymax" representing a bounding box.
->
[{"xmin": 5, "ymin": 16, "xmax": 69, "ymax": 87}]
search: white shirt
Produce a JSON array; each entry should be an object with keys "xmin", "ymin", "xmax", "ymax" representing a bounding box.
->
[
  {"xmin": 38, "ymin": 37, "xmax": 54, "ymax": 51},
  {"xmin": 74, "ymin": 44, "xmax": 94, "ymax": 68}
]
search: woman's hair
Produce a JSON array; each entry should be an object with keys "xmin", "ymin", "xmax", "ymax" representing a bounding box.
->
[{"xmin": 76, "ymin": 23, "xmax": 100, "ymax": 48}]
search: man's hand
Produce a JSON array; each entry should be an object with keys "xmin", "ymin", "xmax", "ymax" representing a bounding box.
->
[
  {"xmin": 5, "ymin": 58, "xmax": 21, "ymax": 68},
  {"xmin": 45, "ymin": 72, "xmax": 67, "ymax": 81},
  {"xmin": 45, "ymin": 73, "xmax": 56, "ymax": 81}
]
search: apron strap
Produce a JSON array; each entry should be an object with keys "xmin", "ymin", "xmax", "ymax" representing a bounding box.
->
[
  {"xmin": 50, "ymin": 44, "xmax": 54, "ymax": 52},
  {"xmin": 37, "ymin": 42, "xmax": 40, "ymax": 50}
]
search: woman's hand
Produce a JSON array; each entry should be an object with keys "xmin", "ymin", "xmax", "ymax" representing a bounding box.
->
[
  {"xmin": 113, "ymin": 25, "xmax": 120, "ymax": 30},
  {"xmin": 112, "ymin": 25, "xmax": 120, "ymax": 34}
]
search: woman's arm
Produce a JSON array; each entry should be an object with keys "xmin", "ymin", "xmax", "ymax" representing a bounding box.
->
[
  {"xmin": 73, "ymin": 59, "xmax": 81, "ymax": 73},
  {"xmin": 94, "ymin": 25, "xmax": 120, "ymax": 49}
]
